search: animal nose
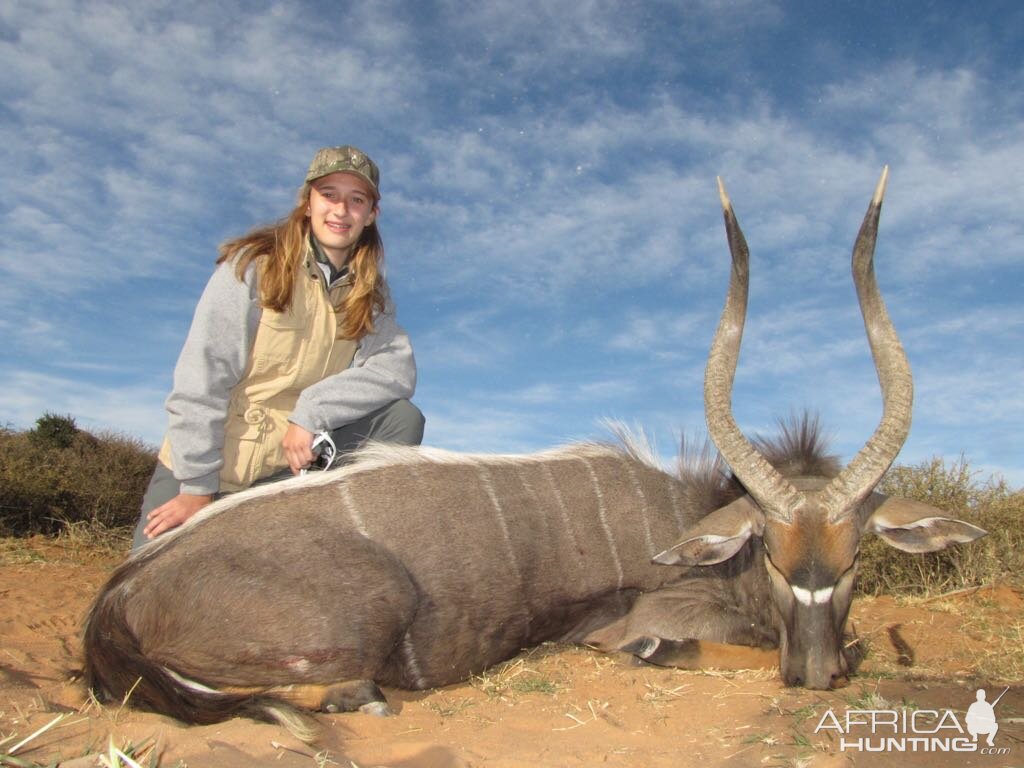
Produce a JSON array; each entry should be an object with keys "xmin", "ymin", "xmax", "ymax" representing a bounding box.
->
[
  {"xmin": 798, "ymin": 666, "xmax": 847, "ymax": 690},
  {"xmin": 785, "ymin": 660, "xmax": 847, "ymax": 690}
]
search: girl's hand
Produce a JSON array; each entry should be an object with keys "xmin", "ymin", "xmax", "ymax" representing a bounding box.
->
[
  {"xmin": 282, "ymin": 423, "xmax": 316, "ymax": 474},
  {"xmin": 144, "ymin": 492, "xmax": 213, "ymax": 539}
]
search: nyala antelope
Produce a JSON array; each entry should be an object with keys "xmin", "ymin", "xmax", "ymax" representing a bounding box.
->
[{"xmin": 84, "ymin": 167, "xmax": 985, "ymax": 734}]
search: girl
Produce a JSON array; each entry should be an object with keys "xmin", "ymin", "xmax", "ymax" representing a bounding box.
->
[{"xmin": 134, "ymin": 145, "xmax": 423, "ymax": 548}]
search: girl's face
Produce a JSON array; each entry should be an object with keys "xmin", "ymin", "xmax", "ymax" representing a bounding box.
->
[{"xmin": 306, "ymin": 172, "xmax": 378, "ymax": 265}]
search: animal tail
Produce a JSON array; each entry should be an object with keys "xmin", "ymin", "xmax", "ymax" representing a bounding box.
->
[{"xmin": 82, "ymin": 566, "xmax": 319, "ymax": 742}]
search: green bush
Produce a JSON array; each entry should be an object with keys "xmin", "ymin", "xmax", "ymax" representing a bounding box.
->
[
  {"xmin": 0, "ymin": 417, "xmax": 156, "ymax": 536},
  {"xmin": 857, "ymin": 455, "xmax": 1024, "ymax": 596},
  {"xmin": 28, "ymin": 411, "xmax": 81, "ymax": 450}
]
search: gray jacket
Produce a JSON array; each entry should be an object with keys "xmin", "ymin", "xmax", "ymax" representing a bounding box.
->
[{"xmin": 164, "ymin": 259, "xmax": 417, "ymax": 495}]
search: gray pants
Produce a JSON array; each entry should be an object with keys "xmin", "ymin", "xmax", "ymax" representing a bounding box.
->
[{"xmin": 132, "ymin": 399, "xmax": 424, "ymax": 549}]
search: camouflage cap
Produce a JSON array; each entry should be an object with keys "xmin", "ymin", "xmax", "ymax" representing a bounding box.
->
[{"xmin": 304, "ymin": 145, "xmax": 380, "ymax": 194}]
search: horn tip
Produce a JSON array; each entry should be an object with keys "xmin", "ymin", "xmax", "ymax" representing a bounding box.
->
[
  {"xmin": 717, "ymin": 176, "xmax": 732, "ymax": 211},
  {"xmin": 873, "ymin": 166, "xmax": 890, "ymax": 205}
]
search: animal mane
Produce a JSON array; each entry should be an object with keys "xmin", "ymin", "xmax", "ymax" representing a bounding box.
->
[
  {"xmin": 752, "ymin": 412, "xmax": 839, "ymax": 480},
  {"xmin": 670, "ymin": 412, "xmax": 838, "ymax": 515}
]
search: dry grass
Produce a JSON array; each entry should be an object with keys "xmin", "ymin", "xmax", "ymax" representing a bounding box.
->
[
  {"xmin": 848, "ymin": 584, "xmax": 1024, "ymax": 687},
  {"xmin": 419, "ymin": 693, "xmax": 476, "ymax": 720},
  {"xmin": 641, "ymin": 680, "xmax": 692, "ymax": 705},
  {"xmin": 910, "ymin": 590, "xmax": 1024, "ymax": 682},
  {"xmin": 0, "ymin": 709, "xmax": 178, "ymax": 768},
  {"xmin": 0, "ymin": 523, "xmax": 128, "ymax": 567},
  {"xmin": 0, "ymin": 712, "xmax": 70, "ymax": 767},
  {"xmin": 471, "ymin": 652, "xmax": 564, "ymax": 700}
]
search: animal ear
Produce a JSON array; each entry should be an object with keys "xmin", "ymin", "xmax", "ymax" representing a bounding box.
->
[
  {"xmin": 653, "ymin": 496, "xmax": 764, "ymax": 566},
  {"xmin": 866, "ymin": 495, "xmax": 987, "ymax": 553}
]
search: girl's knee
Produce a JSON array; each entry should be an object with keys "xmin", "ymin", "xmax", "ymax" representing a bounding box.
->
[{"xmin": 389, "ymin": 400, "xmax": 425, "ymax": 445}]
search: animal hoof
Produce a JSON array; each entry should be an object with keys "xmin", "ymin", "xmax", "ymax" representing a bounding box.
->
[
  {"xmin": 621, "ymin": 635, "xmax": 661, "ymax": 659},
  {"xmin": 358, "ymin": 701, "xmax": 394, "ymax": 717},
  {"xmin": 320, "ymin": 680, "xmax": 390, "ymax": 714}
]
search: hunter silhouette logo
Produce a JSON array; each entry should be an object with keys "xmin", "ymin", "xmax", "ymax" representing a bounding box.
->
[
  {"xmin": 815, "ymin": 686, "xmax": 1011, "ymax": 755},
  {"xmin": 966, "ymin": 687, "xmax": 1007, "ymax": 747}
]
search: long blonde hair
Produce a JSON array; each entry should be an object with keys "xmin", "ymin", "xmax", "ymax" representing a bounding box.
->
[{"xmin": 216, "ymin": 185, "xmax": 387, "ymax": 340}]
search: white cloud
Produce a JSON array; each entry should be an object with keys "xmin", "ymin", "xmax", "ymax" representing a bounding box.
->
[
  {"xmin": 0, "ymin": 1, "xmax": 426, "ymax": 298},
  {"xmin": 0, "ymin": 316, "xmax": 67, "ymax": 354},
  {"xmin": 0, "ymin": 370, "xmax": 167, "ymax": 446},
  {"xmin": 607, "ymin": 309, "xmax": 710, "ymax": 356}
]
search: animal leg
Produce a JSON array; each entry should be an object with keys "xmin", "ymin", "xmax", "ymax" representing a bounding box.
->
[
  {"xmin": 619, "ymin": 636, "xmax": 778, "ymax": 671},
  {"xmin": 224, "ymin": 680, "xmax": 392, "ymax": 715},
  {"xmin": 320, "ymin": 680, "xmax": 392, "ymax": 716},
  {"xmin": 580, "ymin": 587, "xmax": 779, "ymax": 672}
]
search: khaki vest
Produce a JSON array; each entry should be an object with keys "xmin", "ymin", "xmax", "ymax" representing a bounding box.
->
[{"xmin": 159, "ymin": 253, "xmax": 358, "ymax": 491}]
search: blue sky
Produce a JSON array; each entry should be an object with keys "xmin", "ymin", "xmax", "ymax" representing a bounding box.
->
[{"xmin": 1, "ymin": 0, "xmax": 1022, "ymax": 487}]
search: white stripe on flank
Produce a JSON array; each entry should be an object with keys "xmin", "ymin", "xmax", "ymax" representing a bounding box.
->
[
  {"xmin": 791, "ymin": 585, "xmax": 835, "ymax": 606},
  {"xmin": 540, "ymin": 462, "xmax": 582, "ymax": 567},
  {"xmin": 579, "ymin": 458, "xmax": 624, "ymax": 588},
  {"xmin": 337, "ymin": 481, "xmax": 370, "ymax": 537},
  {"xmin": 624, "ymin": 462, "xmax": 656, "ymax": 558},
  {"xmin": 401, "ymin": 633, "xmax": 427, "ymax": 689},
  {"xmin": 478, "ymin": 466, "xmax": 524, "ymax": 588},
  {"xmin": 513, "ymin": 466, "xmax": 548, "ymax": 539}
]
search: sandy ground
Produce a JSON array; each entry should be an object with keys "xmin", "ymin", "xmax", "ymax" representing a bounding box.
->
[{"xmin": 1, "ymin": 539, "xmax": 1021, "ymax": 768}]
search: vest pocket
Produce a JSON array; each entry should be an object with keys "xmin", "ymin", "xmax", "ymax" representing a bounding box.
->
[
  {"xmin": 254, "ymin": 307, "xmax": 306, "ymax": 377},
  {"xmin": 220, "ymin": 405, "xmax": 289, "ymax": 490}
]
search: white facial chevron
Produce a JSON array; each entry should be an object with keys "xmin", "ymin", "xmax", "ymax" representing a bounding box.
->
[{"xmin": 791, "ymin": 585, "xmax": 834, "ymax": 606}]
